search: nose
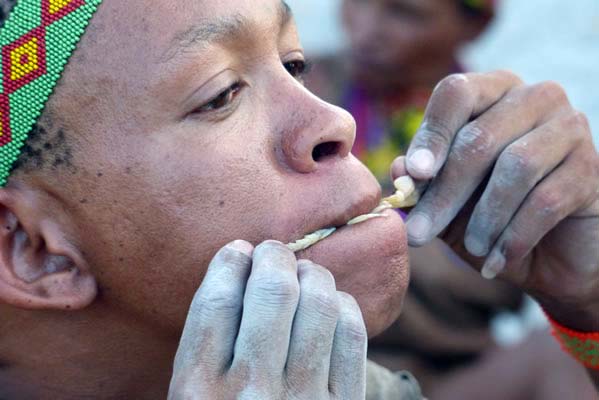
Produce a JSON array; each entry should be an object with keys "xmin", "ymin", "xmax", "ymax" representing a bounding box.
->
[{"xmin": 278, "ymin": 85, "xmax": 356, "ymax": 174}]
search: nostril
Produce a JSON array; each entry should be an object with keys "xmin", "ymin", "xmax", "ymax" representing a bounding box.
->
[{"xmin": 312, "ymin": 141, "xmax": 341, "ymax": 162}]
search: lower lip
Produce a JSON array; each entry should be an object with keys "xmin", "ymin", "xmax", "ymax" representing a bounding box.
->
[{"xmin": 297, "ymin": 209, "xmax": 408, "ymax": 265}]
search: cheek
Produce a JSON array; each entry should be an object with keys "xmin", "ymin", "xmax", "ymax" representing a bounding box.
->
[
  {"xmin": 337, "ymin": 252, "xmax": 410, "ymax": 337},
  {"xmin": 300, "ymin": 214, "xmax": 411, "ymax": 337},
  {"xmin": 75, "ymin": 130, "xmax": 284, "ymax": 334}
]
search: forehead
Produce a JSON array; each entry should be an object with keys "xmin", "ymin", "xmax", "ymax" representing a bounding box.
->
[{"xmin": 74, "ymin": 0, "xmax": 291, "ymax": 82}]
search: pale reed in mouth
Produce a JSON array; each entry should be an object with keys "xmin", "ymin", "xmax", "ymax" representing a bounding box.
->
[{"xmin": 287, "ymin": 176, "xmax": 420, "ymax": 252}]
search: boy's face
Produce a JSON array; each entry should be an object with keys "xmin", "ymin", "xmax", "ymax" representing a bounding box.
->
[
  {"xmin": 48, "ymin": 0, "xmax": 409, "ymax": 336},
  {"xmin": 342, "ymin": 0, "xmax": 472, "ymax": 86}
]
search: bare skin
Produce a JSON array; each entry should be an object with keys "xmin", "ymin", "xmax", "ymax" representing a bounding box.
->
[
  {"xmin": 0, "ymin": 0, "xmax": 597, "ymax": 399},
  {"xmin": 0, "ymin": 1, "xmax": 408, "ymax": 398}
]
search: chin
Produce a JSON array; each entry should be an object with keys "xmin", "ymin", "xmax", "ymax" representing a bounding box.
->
[{"xmin": 297, "ymin": 209, "xmax": 410, "ymax": 337}]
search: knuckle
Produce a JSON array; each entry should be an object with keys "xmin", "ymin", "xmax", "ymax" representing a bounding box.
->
[
  {"xmin": 494, "ymin": 69, "xmax": 524, "ymax": 85},
  {"xmin": 298, "ymin": 259, "xmax": 335, "ymax": 283},
  {"xmin": 339, "ymin": 316, "xmax": 367, "ymax": 345},
  {"xmin": 531, "ymin": 81, "xmax": 568, "ymax": 106},
  {"xmin": 418, "ymin": 119, "xmax": 454, "ymax": 149},
  {"xmin": 564, "ymin": 110, "xmax": 591, "ymax": 132},
  {"xmin": 452, "ymin": 122, "xmax": 495, "ymax": 158},
  {"xmin": 215, "ymin": 246, "xmax": 252, "ymax": 268},
  {"xmin": 501, "ymin": 234, "xmax": 529, "ymax": 261},
  {"xmin": 435, "ymin": 73, "xmax": 471, "ymax": 100},
  {"xmin": 168, "ymin": 382, "xmax": 201, "ymax": 400},
  {"xmin": 337, "ymin": 293, "xmax": 367, "ymax": 343},
  {"xmin": 530, "ymin": 188, "xmax": 563, "ymax": 218},
  {"xmin": 307, "ymin": 287, "xmax": 340, "ymax": 317},
  {"xmin": 255, "ymin": 240, "xmax": 294, "ymax": 260},
  {"xmin": 192, "ymin": 284, "xmax": 241, "ymax": 317},
  {"xmin": 498, "ymin": 143, "xmax": 539, "ymax": 183},
  {"xmin": 298, "ymin": 263, "xmax": 340, "ymax": 316},
  {"xmin": 250, "ymin": 271, "xmax": 300, "ymax": 305}
]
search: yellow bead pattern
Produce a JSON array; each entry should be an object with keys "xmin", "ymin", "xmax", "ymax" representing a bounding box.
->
[{"xmin": 0, "ymin": 0, "xmax": 103, "ymax": 186}]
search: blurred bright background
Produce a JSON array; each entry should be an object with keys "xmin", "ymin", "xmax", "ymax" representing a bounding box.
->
[{"xmin": 288, "ymin": 0, "xmax": 599, "ymax": 148}]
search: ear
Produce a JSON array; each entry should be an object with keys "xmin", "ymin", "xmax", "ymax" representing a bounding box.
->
[{"xmin": 0, "ymin": 185, "xmax": 97, "ymax": 310}]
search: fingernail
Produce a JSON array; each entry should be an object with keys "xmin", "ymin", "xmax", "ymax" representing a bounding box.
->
[
  {"xmin": 406, "ymin": 213, "xmax": 432, "ymax": 243},
  {"xmin": 481, "ymin": 249, "xmax": 506, "ymax": 280},
  {"xmin": 465, "ymin": 235, "xmax": 488, "ymax": 257},
  {"xmin": 228, "ymin": 240, "xmax": 254, "ymax": 256},
  {"xmin": 409, "ymin": 149, "xmax": 435, "ymax": 175}
]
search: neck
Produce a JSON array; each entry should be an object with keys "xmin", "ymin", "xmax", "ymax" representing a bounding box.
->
[{"xmin": 0, "ymin": 304, "xmax": 179, "ymax": 399}]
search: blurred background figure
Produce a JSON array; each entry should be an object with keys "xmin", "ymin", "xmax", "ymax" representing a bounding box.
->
[
  {"xmin": 307, "ymin": 0, "xmax": 494, "ymax": 187},
  {"xmin": 289, "ymin": 0, "xmax": 599, "ymax": 398},
  {"xmin": 292, "ymin": 0, "xmax": 599, "ymax": 149}
]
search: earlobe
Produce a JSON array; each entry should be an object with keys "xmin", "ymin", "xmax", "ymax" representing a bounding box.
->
[{"xmin": 0, "ymin": 187, "xmax": 97, "ymax": 311}]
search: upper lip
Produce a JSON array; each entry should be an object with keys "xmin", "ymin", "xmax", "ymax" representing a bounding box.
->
[{"xmin": 291, "ymin": 190, "xmax": 382, "ymax": 242}]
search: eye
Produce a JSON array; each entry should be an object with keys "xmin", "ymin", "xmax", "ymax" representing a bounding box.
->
[
  {"xmin": 195, "ymin": 82, "xmax": 243, "ymax": 113},
  {"xmin": 284, "ymin": 59, "xmax": 312, "ymax": 81}
]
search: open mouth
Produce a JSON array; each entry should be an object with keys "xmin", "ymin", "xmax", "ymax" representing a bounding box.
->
[{"xmin": 287, "ymin": 176, "xmax": 419, "ymax": 252}]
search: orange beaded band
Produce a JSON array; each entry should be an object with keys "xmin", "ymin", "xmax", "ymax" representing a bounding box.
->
[{"xmin": 545, "ymin": 311, "xmax": 599, "ymax": 370}]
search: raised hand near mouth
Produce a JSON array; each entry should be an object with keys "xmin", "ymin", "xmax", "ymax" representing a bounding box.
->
[
  {"xmin": 391, "ymin": 70, "xmax": 599, "ymax": 385},
  {"xmin": 168, "ymin": 240, "xmax": 368, "ymax": 400}
]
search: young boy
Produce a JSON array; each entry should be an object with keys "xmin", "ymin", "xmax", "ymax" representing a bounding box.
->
[{"xmin": 0, "ymin": 1, "xmax": 597, "ymax": 399}]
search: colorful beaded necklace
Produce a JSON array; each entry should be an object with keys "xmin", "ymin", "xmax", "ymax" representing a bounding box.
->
[{"xmin": 0, "ymin": 0, "xmax": 102, "ymax": 186}]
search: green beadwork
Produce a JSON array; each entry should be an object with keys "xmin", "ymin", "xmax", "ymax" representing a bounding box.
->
[
  {"xmin": 558, "ymin": 333, "xmax": 599, "ymax": 367},
  {"xmin": 0, "ymin": 0, "xmax": 103, "ymax": 186}
]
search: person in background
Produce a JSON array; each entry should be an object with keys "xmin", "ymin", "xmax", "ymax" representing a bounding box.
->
[
  {"xmin": 0, "ymin": 0, "xmax": 597, "ymax": 399},
  {"xmin": 308, "ymin": 1, "xmax": 596, "ymax": 398},
  {"xmin": 310, "ymin": 0, "xmax": 495, "ymax": 185}
]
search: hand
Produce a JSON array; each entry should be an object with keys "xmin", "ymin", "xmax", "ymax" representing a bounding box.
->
[
  {"xmin": 391, "ymin": 71, "xmax": 599, "ymax": 330},
  {"xmin": 168, "ymin": 240, "xmax": 367, "ymax": 400}
]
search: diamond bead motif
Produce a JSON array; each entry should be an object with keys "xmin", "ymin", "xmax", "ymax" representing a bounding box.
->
[{"xmin": 0, "ymin": 0, "xmax": 102, "ymax": 186}]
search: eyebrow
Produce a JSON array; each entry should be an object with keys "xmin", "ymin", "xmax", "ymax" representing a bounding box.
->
[{"xmin": 162, "ymin": 1, "xmax": 293, "ymax": 63}]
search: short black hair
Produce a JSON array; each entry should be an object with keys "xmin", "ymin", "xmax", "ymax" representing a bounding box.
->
[{"xmin": 1, "ymin": 0, "xmax": 74, "ymax": 176}]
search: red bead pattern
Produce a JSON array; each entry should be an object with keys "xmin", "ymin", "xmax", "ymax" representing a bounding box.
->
[
  {"xmin": 545, "ymin": 311, "xmax": 599, "ymax": 370},
  {"xmin": 0, "ymin": 0, "xmax": 102, "ymax": 186}
]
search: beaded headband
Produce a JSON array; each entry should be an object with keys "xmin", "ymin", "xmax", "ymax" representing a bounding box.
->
[{"xmin": 0, "ymin": 0, "xmax": 102, "ymax": 186}]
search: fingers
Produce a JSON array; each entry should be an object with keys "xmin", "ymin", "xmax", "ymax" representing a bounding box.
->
[
  {"xmin": 406, "ymin": 71, "xmax": 523, "ymax": 179},
  {"xmin": 406, "ymin": 80, "xmax": 571, "ymax": 246},
  {"xmin": 174, "ymin": 240, "xmax": 253, "ymax": 376},
  {"xmin": 464, "ymin": 111, "xmax": 586, "ymax": 258},
  {"xmin": 285, "ymin": 261, "xmax": 339, "ymax": 391},
  {"xmin": 232, "ymin": 241, "xmax": 299, "ymax": 377},
  {"xmin": 481, "ymin": 152, "xmax": 598, "ymax": 281},
  {"xmin": 329, "ymin": 292, "xmax": 367, "ymax": 400},
  {"xmin": 390, "ymin": 156, "xmax": 429, "ymax": 197}
]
